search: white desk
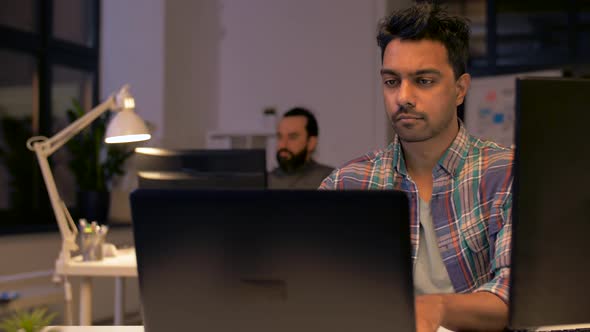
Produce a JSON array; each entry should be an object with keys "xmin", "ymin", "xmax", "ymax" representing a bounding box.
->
[
  {"xmin": 55, "ymin": 248, "xmax": 137, "ymax": 326},
  {"xmin": 43, "ymin": 327, "xmax": 142, "ymax": 332},
  {"xmin": 43, "ymin": 327, "xmax": 453, "ymax": 332}
]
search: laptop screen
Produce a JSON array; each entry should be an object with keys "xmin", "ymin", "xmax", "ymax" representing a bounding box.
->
[{"xmin": 131, "ymin": 189, "xmax": 414, "ymax": 332}]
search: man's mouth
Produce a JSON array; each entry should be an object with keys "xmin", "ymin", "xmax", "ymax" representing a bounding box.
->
[
  {"xmin": 396, "ymin": 115, "xmax": 423, "ymax": 121},
  {"xmin": 278, "ymin": 150, "xmax": 293, "ymax": 159}
]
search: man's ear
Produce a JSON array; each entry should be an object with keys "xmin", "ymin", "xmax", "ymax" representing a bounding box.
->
[
  {"xmin": 307, "ymin": 136, "xmax": 318, "ymax": 154},
  {"xmin": 455, "ymin": 73, "xmax": 471, "ymax": 106}
]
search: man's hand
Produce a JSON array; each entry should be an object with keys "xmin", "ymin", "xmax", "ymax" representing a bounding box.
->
[
  {"xmin": 414, "ymin": 292, "xmax": 508, "ymax": 332},
  {"xmin": 415, "ymin": 294, "xmax": 445, "ymax": 332}
]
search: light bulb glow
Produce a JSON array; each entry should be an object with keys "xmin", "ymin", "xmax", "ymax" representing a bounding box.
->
[
  {"xmin": 105, "ymin": 134, "xmax": 151, "ymax": 144},
  {"xmin": 135, "ymin": 147, "xmax": 180, "ymax": 156},
  {"xmin": 123, "ymin": 98, "xmax": 135, "ymax": 109}
]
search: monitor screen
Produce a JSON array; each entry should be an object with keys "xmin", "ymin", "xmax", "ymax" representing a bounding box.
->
[
  {"xmin": 509, "ymin": 77, "xmax": 590, "ymax": 329},
  {"xmin": 135, "ymin": 148, "xmax": 267, "ymax": 189}
]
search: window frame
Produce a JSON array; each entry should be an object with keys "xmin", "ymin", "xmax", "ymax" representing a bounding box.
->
[{"xmin": 0, "ymin": 0, "xmax": 101, "ymax": 235}]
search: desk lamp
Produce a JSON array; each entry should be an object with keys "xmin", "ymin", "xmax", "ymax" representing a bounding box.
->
[
  {"xmin": 27, "ymin": 85, "xmax": 150, "ymax": 261},
  {"xmin": 25, "ymin": 85, "xmax": 150, "ymax": 323}
]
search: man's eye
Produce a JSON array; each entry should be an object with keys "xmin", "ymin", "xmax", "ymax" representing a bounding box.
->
[
  {"xmin": 417, "ymin": 78, "xmax": 434, "ymax": 86},
  {"xmin": 384, "ymin": 79, "xmax": 399, "ymax": 87}
]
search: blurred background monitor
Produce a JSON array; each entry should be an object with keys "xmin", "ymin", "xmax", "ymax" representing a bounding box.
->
[{"xmin": 135, "ymin": 148, "xmax": 267, "ymax": 189}]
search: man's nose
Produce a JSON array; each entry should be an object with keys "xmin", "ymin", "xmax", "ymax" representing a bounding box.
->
[
  {"xmin": 396, "ymin": 80, "xmax": 415, "ymax": 107},
  {"xmin": 277, "ymin": 137, "xmax": 287, "ymax": 149}
]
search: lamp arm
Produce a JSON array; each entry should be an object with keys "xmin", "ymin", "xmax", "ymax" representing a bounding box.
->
[
  {"xmin": 44, "ymin": 95, "xmax": 117, "ymax": 156},
  {"xmin": 25, "ymin": 85, "xmax": 128, "ymax": 261},
  {"xmin": 29, "ymin": 143, "xmax": 78, "ymax": 261}
]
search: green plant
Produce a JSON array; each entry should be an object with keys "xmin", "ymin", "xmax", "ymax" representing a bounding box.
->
[
  {"xmin": 0, "ymin": 114, "xmax": 52, "ymax": 217},
  {"xmin": 65, "ymin": 99, "xmax": 134, "ymax": 192},
  {"xmin": 0, "ymin": 307, "xmax": 57, "ymax": 332}
]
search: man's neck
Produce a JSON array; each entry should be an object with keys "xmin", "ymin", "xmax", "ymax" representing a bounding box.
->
[
  {"xmin": 402, "ymin": 122, "xmax": 459, "ymax": 178},
  {"xmin": 281, "ymin": 158, "xmax": 314, "ymax": 174}
]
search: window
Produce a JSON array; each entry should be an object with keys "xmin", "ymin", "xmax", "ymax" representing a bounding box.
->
[
  {"xmin": 434, "ymin": 0, "xmax": 590, "ymax": 76},
  {"xmin": 0, "ymin": 0, "xmax": 99, "ymax": 234}
]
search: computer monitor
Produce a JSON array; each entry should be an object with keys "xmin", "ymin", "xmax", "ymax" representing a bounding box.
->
[
  {"xmin": 130, "ymin": 189, "xmax": 414, "ymax": 332},
  {"xmin": 509, "ymin": 77, "xmax": 590, "ymax": 330},
  {"xmin": 134, "ymin": 148, "xmax": 267, "ymax": 189}
]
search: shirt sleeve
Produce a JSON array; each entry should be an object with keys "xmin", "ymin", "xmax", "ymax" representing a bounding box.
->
[
  {"xmin": 474, "ymin": 186, "xmax": 513, "ymax": 303},
  {"xmin": 318, "ymin": 169, "xmax": 338, "ymax": 190}
]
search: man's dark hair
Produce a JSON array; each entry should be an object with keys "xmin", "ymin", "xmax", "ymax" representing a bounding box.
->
[
  {"xmin": 376, "ymin": 2, "xmax": 470, "ymax": 79},
  {"xmin": 283, "ymin": 107, "xmax": 319, "ymax": 137}
]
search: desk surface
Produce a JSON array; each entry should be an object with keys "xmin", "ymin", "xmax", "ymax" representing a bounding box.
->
[
  {"xmin": 43, "ymin": 327, "xmax": 143, "ymax": 332},
  {"xmin": 55, "ymin": 248, "xmax": 137, "ymax": 277},
  {"xmin": 43, "ymin": 327, "xmax": 454, "ymax": 332}
]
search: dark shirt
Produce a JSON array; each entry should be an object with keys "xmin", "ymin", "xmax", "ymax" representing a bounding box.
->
[{"xmin": 268, "ymin": 159, "xmax": 334, "ymax": 189}]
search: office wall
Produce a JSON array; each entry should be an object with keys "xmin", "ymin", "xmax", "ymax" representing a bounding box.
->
[
  {"xmin": 161, "ymin": 1, "xmax": 221, "ymax": 149},
  {"xmin": 100, "ymin": 0, "xmax": 165, "ymax": 146},
  {"xmin": 100, "ymin": 0, "xmax": 166, "ymax": 222},
  {"xmin": 217, "ymin": 0, "xmax": 390, "ymax": 167},
  {"xmin": 106, "ymin": 0, "xmax": 395, "ymax": 220},
  {"xmin": 102, "ymin": 0, "xmax": 401, "ymax": 166}
]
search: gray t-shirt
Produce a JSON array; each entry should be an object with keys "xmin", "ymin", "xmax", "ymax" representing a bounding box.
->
[
  {"xmin": 268, "ymin": 160, "xmax": 334, "ymax": 189},
  {"xmin": 414, "ymin": 198, "xmax": 455, "ymax": 295}
]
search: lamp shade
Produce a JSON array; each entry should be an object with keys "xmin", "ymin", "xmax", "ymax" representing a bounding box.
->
[{"xmin": 105, "ymin": 109, "xmax": 151, "ymax": 144}]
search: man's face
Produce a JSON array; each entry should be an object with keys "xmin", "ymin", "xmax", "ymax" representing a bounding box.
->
[
  {"xmin": 276, "ymin": 116, "xmax": 316, "ymax": 172},
  {"xmin": 380, "ymin": 39, "xmax": 470, "ymax": 143}
]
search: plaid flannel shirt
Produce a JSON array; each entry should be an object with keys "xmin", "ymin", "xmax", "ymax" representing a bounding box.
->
[{"xmin": 319, "ymin": 124, "xmax": 513, "ymax": 303}]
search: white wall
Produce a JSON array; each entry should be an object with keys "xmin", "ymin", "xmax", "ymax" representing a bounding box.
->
[
  {"xmin": 159, "ymin": 0, "xmax": 392, "ymax": 167},
  {"xmin": 108, "ymin": 0, "xmax": 393, "ymax": 220},
  {"xmin": 102, "ymin": 0, "xmax": 393, "ymax": 166},
  {"xmin": 161, "ymin": 1, "xmax": 221, "ymax": 149},
  {"xmin": 98, "ymin": 0, "xmax": 413, "ymax": 161},
  {"xmin": 218, "ymin": 0, "xmax": 389, "ymax": 167},
  {"xmin": 100, "ymin": 0, "xmax": 166, "ymax": 222},
  {"xmin": 100, "ymin": 0, "xmax": 165, "ymax": 146}
]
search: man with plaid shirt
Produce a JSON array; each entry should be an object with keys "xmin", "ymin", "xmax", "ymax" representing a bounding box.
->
[{"xmin": 320, "ymin": 3, "xmax": 513, "ymax": 332}]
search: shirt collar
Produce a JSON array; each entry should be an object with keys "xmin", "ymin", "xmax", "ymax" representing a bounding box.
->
[{"xmin": 391, "ymin": 121, "xmax": 470, "ymax": 178}]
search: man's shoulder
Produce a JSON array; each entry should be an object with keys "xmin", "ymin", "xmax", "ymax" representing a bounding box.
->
[
  {"xmin": 469, "ymin": 136, "xmax": 514, "ymax": 168},
  {"xmin": 319, "ymin": 147, "xmax": 392, "ymax": 190},
  {"xmin": 338, "ymin": 148, "xmax": 388, "ymax": 171},
  {"xmin": 466, "ymin": 136, "xmax": 515, "ymax": 197},
  {"xmin": 311, "ymin": 161, "xmax": 336, "ymax": 173}
]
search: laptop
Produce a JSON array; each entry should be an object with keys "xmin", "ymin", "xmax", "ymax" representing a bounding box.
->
[
  {"xmin": 131, "ymin": 189, "xmax": 414, "ymax": 332},
  {"xmin": 509, "ymin": 77, "xmax": 590, "ymax": 331}
]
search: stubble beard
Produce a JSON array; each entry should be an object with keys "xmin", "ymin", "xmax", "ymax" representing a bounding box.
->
[{"xmin": 389, "ymin": 107, "xmax": 456, "ymax": 144}]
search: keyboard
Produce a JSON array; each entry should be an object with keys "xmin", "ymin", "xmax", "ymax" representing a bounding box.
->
[{"xmin": 510, "ymin": 324, "xmax": 590, "ymax": 332}]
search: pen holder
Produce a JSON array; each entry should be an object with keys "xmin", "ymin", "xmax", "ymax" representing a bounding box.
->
[
  {"xmin": 78, "ymin": 219, "xmax": 109, "ymax": 261},
  {"xmin": 80, "ymin": 232, "xmax": 106, "ymax": 261}
]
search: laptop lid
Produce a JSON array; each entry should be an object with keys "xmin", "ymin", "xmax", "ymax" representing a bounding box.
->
[
  {"xmin": 509, "ymin": 77, "xmax": 590, "ymax": 330},
  {"xmin": 131, "ymin": 189, "xmax": 414, "ymax": 332}
]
